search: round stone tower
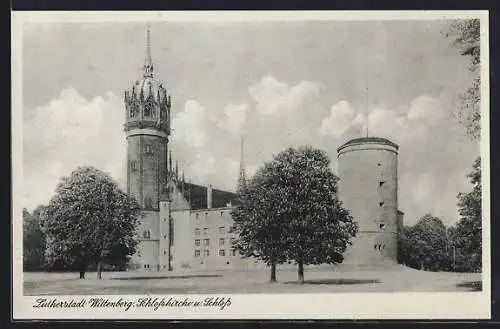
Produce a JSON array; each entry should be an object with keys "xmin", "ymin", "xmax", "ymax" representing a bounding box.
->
[
  {"xmin": 337, "ymin": 137, "xmax": 399, "ymax": 265},
  {"xmin": 124, "ymin": 27, "xmax": 171, "ymax": 271}
]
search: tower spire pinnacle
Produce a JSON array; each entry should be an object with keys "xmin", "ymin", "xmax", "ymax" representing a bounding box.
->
[
  {"xmin": 237, "ymin": 136, "xmax": 247, "ymax": 195},
  {"xmin": 143, "ymin": 24, "xmax": 154, "ymax": 78},
  {"xmin": 366, "ymin": 87, "xmax": 370, "ymax": 138}
]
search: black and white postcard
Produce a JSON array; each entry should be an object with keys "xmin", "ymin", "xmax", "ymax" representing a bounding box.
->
[{"xmin": 11, "ymin": 10, "xmax": 491, "ymax": 319}]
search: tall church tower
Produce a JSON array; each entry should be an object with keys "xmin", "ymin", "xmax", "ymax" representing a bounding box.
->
[{"xmin": 124, "ymin": 26, "xmax": 172, "ymax": 271}]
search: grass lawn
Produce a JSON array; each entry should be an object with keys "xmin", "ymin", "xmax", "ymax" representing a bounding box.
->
[{"xmin": 23, "ymin": 264, "xmax": 482, "ymax": 295}]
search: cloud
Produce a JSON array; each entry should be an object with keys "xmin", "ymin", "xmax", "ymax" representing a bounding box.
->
[
  {"xmin": 320, "ymin": 100, "xmax": 357, "ymax": 138},
  {"xmin": 171, "ymin": 100, "xmax": 207, "ymax": 148},
  {"xmin": 249, "ymin": 76, "xmax": 322, "ymax": 115},
  {"xmin": 186, "ymin": 152, "xmax": 216, "ymax": 182},
  {"xmin": 318, "ymin": 93, "xmax": 479, "ymax": 225},
  {"xmin": 217, "ymin": 103, "xmax": 248, "ymax": 133},
  {"xmin": 407, "ymin": 95, "xmax": 443, "ymax": 121},
  {"xmin": 23, "ymin": 82, "xmax": 478, "ymax": 229},
  {"xmin": 23, "ymin": 88, "xmax": 125, "ymax": 211}
]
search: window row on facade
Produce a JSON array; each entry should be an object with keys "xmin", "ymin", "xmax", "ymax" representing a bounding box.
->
[
  {"xmin": 194, "ymin": 237, "xmax": 235, "ymax": 247},
  {"xmin": 194, "ymin": 249, "xmax": 237, "ymax": 257},
  {"xmin": 195, "ymin": 211, "xmax": 229, "ymax": 219}
]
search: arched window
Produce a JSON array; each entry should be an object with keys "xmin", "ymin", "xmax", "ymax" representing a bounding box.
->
[
  {"xmin": 129, "ymin": 105, "xmax": 137, "ymax": 118},
  {"xmin": 130, "ymin": 161, "xmax": 137, "ymax": 172},
  {"xmin": 144, "ymin": 102, "xmax": 152, "ymax": 117}
]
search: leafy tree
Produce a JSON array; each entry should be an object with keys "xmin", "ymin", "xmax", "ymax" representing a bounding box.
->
[
  {"xmin": 233, "ymin": 146, "xmax": 357, "ymax": 284},
  {"xmin": 232, "ymin": 161, "xmax": 288, "ymax": 282},
  {"xmin": 453, "ymin": 157, "xmax": 482, "ymax": 272},
  {"xmin": 397, "ymin": 225, "xmax": 410, "ymax": 266},
  {"xmin": 41, "ymin": 166, "xmax": 142, "ymax": 279},
  {"xmin": 444, "ymin": 19, "xmax": 481, "ymax": 139},
  {"xmin": 23, "ymin": 207, "xmax": 46, "ymax": 271},
  {"xmin": 403, "ymin": 214, "xmax": 449, "ymax": 271},
  {"xmin": 279, "ymin": 146, "xmax": 357, "ymax": 283}
]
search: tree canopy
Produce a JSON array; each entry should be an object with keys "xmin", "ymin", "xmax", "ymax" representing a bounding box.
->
[
  {"xmin": 400, "ymin": 214, "xmax": 450, "ymax": 271},
  {"xmin": 23, "ymin": 206, "xmax": 46, "ymax": 271},
  {"xmin": 453, "ymin": 157, "xmax": 482, "ymax": 272},
  {"xmin": 444, "ymin": 19, "xmax": 481, "ymax": 139},
  {"xmin": 232, "ymin": 146, "xmax": 357, "ymax": 283},
  {"xmin": 41, "ymin": 166, "xmax": 142, "ymax": 278}
]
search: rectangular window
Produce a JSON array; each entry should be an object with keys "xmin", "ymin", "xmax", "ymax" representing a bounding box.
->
[
  {"xmin": 194, "ymin": 228, "xmax": 200, "ymax": 236},
  {"xmin": 204, "ymin": 239, "xmax": 210, "ymax": 246},
  {"xmin": 194, "ymin": 250, "xmax": 200, "ymax": 257},
  {"xmin": 144, "ymin": 143, "xmax": 153, "ymax": 155},
  {"xmin": 203, "ymin": 249, "xmax": 210, "ymax": 257},
  {"xmin": 130, "ymin": 160, "xmax": 137, "ymax": 172},
  {"xmin": 230, "ymin": 237, "xmax": 236, "ymax": 244},
  {"xmin": 203, "ymin": 228, "xmax": 209, "ymax": 236},
  {"xmin": 219, "ymin": 226, "xmax": 225, "ymax": 234},
  {"xmin": 230, "ymin": 249, "xmax": 236, "ymax": 256},
  {"xmin": 219, "ymin": 238, "xmax": 225, "ymax": 246},
  {"xmin": 195, "ymin": 239, "xmax": 200, "ymax": 247},
  {"xmin": 219, "ymin": 249, "xmax": 226, "ymax": 257},
  {"xmin": 196, "ymin": 213, "xmax": 199, "ymax": 219}
]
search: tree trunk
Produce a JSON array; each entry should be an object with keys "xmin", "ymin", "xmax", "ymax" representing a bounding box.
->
[
  {"xmin": 97, "ymin": 260, "xmax": 103, "ymax": 280},
  {"xmin": 270, "ymin": 261, "xmax": 277, "ymax": 283},
  {"xmin": 298, "ymin": 261, "xmax": 304, "ymax": 284}
]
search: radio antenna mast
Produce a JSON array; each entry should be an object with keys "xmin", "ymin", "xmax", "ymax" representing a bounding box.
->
[{"xmin": 366, "ymin": 87, "xmax": 370, "ymax": 138}]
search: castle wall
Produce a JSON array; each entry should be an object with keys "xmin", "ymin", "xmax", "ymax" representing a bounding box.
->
[
  {"xmin": 126, "ymin": 132, "xmax": 167, "ymax": 271},
  {"xmin": 166, "ymin": 207, "xmax": 265, "ymax": 271},
  {"xmin": 337, "ymin": 140, "xmax": 399, "ymax": 265},
  {"xmin": 159, "ymin": 201, "xmax": 170, "ymax": 271}
]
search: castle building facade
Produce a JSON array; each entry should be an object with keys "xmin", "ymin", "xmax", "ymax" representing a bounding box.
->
[{"xmin": 124, "ymin": 28, "xmax": 403, "ymax": 272}]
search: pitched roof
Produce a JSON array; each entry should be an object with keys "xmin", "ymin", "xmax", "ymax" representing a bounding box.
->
[{"xmin": 179, "ymin": 182, "xmax": 239, "ymax": 210}]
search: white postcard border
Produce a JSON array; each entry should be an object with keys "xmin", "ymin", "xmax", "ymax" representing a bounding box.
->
[{"xmin": 11, "ymin": 10, "xmax": 491, "ymax": 320}]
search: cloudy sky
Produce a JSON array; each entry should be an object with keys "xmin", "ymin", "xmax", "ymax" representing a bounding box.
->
[{"xmin": 21, "ymin": 19, "xmax": 479, "ymax": 226}]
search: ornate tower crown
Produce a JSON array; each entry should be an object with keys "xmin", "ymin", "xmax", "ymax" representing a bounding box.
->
[{"xmin": 124, "ymin": 25, "xmax": 171, "ymax": 136}]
